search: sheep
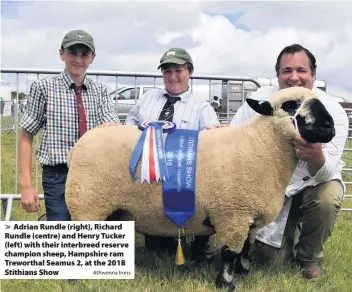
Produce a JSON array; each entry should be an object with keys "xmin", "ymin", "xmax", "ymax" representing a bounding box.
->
[{"xmin": 65, "ymin": 87, "xmax": 335, "ymax": 292}]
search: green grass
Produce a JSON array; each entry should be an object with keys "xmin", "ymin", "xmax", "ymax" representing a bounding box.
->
[{"xmin": 1, "ymin": 131, "xmax": 352, "ymax": 292}]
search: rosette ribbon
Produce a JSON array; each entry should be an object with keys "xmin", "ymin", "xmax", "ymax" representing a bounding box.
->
[{"xmin": 129, "ymin": 121, "xmax": 176, "ymax": 183}]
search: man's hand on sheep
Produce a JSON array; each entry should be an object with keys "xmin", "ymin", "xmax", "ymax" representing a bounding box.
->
[
  {"xmin": 293, "ymin": 136, "xmax": 326, "ymax": 176},
  {"xmin": 21, "ymin": 185, "xmax": 40, "ymax": 212},
  {"xmin": 100, "ymin": 122, "xmax": 121, "ymax": 128},
  {"xmin": 206, "ymin": 124, "xmax": 228, "ymax": 130}
]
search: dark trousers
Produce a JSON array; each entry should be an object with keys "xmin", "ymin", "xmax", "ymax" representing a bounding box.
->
[{"xmin": 42, "ymin": 164, "xmax": 71, "ymax": 221}]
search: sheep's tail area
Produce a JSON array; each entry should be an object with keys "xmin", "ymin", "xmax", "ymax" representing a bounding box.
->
[{"xmin": 65, "ymin": 142, "xmax": 110, "ymax": 221}]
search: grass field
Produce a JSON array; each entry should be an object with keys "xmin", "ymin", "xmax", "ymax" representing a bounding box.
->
[{"xmin": 1, "ymin": 129, "xmax": 352, "ymax": 292}]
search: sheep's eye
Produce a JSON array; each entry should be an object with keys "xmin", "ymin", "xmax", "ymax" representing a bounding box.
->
[{"xmin": 281, "ymin": 101, "xmax": 299, "ymax": 114}]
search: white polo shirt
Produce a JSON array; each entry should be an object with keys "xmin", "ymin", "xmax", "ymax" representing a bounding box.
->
[{"xmin": 125, "ymin": 87, "xmax": 219, "ymax": 130}]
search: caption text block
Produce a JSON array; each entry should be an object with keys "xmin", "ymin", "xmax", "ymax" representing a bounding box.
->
[{"xmin": 0, "ymin": 221, "xmax": 135, "ymax": 279}]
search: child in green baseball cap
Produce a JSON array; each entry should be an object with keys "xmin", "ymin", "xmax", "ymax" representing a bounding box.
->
[{"xmin": 19, "ymin": 29, "xmax": 120, "ymax": 222}]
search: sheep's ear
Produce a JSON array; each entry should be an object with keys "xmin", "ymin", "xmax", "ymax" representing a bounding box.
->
[{"xmin": 246, "ymin": 98, "xmax": 273, "ymax": 116}]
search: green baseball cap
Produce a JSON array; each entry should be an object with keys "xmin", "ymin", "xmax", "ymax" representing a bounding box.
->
[
  {"xmin": 157, "ymin": 48, "xmax": 193, "ymax": 69},
  {"xmin": 61, "ymin": 29, "xmax": 95, "ymax": 52}
]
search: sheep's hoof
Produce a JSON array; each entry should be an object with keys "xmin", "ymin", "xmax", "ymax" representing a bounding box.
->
[
  {"xmin": 234, "ymin": 256, "xmax": 249, "ymax": 276},
  {"xmin": 215, "ymin": 277, "xmax": 236, "ymax": 291},
  {"xmin": 227, "ymin": 283, "xmax": 236, "ymax": 292}
]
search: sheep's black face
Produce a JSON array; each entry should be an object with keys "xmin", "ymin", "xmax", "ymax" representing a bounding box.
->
[
  {"xmin": 281, "ymin": 100, "xmax": 301, "ymax": 116},
  {"xmin": 247, "ymin": 97, "xmax": 335, "ymax": 144},
  {"xmin": 296, "ymin": 99, "xmax": 335, "ymax": 143}
]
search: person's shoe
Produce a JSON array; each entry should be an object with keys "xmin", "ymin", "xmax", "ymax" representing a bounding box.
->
[{"xmin": 297, "ymin": 260, "xmax": 324, "ymax": 280}]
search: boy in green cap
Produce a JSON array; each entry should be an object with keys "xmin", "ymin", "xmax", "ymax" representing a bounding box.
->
[
  {"xmin": 126, "ymin": 47, "xmax": 220, "ymax": 261},
  {"xmin": 19, "ymin": 29, "xmax": 120, "ymax": 221}
]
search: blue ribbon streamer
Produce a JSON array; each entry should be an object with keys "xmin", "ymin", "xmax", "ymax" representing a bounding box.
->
[
  {"xmin": 129, "ymin": 128, "xmax": 147, "ymax": 179},
  {"xmin": 162, "ymin": 129, "xmax": 199, "ymax": 227}
]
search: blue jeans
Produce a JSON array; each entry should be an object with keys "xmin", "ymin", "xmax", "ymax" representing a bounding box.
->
[{"xmin": 42, "ymin": 164, "xmax": 71, "ymax": 221}]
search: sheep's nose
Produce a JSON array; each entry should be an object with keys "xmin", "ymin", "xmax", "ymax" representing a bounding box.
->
[{"xmin": 321, "ymin": 121, "xmax": 332, "ymax": 129}]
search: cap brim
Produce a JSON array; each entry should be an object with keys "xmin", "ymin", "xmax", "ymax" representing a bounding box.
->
[
  {"xmin": 157, "ymin": 57, "xmax": 187, "ymax": 69},
  {"xmin": 63, "ymin": 40, "xmax": 95, "ymax": 52}
]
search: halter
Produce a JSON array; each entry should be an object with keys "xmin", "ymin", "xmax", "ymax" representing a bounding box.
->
[
  {"xmin": 287, "ymin": 99, "xmax": 309, "ymax": 136},
  {"xmin": 286, "ymin": 99, "xmax": 312, "ymax": 169}
]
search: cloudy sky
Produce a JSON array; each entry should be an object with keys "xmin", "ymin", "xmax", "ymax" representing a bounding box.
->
[{"xmin": 1, "ymin": 0, "xmax": 352, "ymax": 100}]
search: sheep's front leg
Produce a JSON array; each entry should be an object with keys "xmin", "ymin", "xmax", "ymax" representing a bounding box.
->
[
  {"xmin": 234, "ymin": 238, "xmax": 250, "ymax": 276},
  {"xmin": 234, "ymin": 222, "xmax": 260, "ymax": 275},
  {"xmin": 215, "ymin": 245, "xmax": 237, "ymax": 292},
  {"xmin": 212, "ymin": 212, "xmax": 253, "ymax": 291}
]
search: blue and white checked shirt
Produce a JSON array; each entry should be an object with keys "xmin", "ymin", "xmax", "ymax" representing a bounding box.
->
[
  {"xmin": 125, "ymin": 87, "xmax": 219, "ymax": 130},
  {"xmin": 20, "ymin": 70, "xmax": 120, "ymax": 166}
]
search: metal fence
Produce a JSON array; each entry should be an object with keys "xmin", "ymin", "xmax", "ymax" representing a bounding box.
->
[
  {"xmin": 1, "ymin": 68, "xmax": 351, "ymax": 221},
  {"xmin": 0, "ymin": 100, "xmax": 27, "ymax": 135}
]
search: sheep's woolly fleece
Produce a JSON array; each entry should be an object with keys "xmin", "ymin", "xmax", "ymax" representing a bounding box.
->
[{"xmin": 65, "ymin": 87, "xmax": 316, "ymax": 251}]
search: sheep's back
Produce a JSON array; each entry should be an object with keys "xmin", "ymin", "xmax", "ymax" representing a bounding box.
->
[{"xmin": 66, "ymin": 122, "xmax": 294, "ymax": 230}]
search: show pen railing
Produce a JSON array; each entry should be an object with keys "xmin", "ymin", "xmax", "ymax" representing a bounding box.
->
[{"xmin": 0, "ymin": 68, "xmax": 351, "ymax": 221}]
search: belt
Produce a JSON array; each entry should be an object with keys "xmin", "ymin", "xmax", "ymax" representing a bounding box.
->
[{"xmin": 42, "ymin": 163, "xmax": 68, "ymax": 171}]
